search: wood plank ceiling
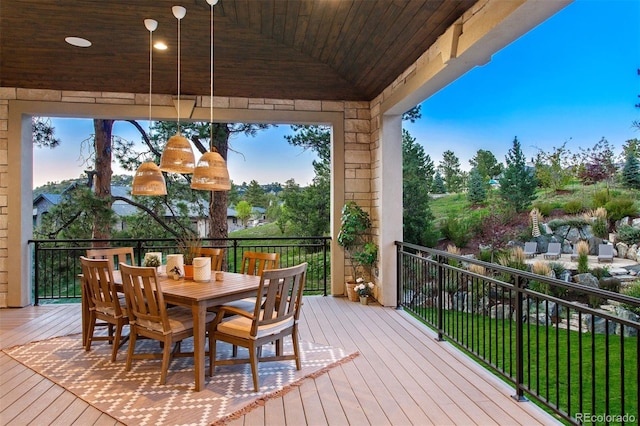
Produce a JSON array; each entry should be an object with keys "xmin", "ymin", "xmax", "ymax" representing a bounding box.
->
[{"xmin": 0, "ymin": 0, "xmax": 475, "ymax": 102}]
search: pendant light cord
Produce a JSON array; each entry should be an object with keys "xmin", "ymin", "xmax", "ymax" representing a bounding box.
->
[
  {"xmin": 210, "ymin": 0, "xmax": 214, "ymax": 151},
  {"xmin": 177, "ymin": 13, "xmax": 181, "ymax": 134},
  {"xmin": 149, "ymin": 25, "xmax": 153, "ymax": 140}
]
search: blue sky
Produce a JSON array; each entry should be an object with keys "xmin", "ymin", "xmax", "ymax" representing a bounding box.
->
[{"xmin": 34, "ymin": 0, "xmax": 639, "ymax": 188}]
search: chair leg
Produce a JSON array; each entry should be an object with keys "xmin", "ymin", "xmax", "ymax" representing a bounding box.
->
[
  {"xmin": 160, "ymin": 336, "xmax": 172, "ymax": 385},
  {"xmin": 111, "ymin": 321, "xmax": 123, "ymax": 362},
  {"xmin": 85, "ymin": 313, "xmax": 96, "ymax": 352},
  {"xmin": 292, "ymin": 328, "xmax": 301, "ymax": 370},
  {"xmin": 249, "ymin": 344, "xmax": 260, "ymax": 392},
  {"xmin": 125, "ymin": 329, "xmax": 137, "ymax": 372},
  {"xmin": 211, "ymin": 338, "xmax": 217, "ymax": 376}
]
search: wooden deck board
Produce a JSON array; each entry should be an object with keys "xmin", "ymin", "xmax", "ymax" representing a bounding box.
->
[{"xmin": 0, "ymin": 299, "xmax": 559, "ymax": 425}]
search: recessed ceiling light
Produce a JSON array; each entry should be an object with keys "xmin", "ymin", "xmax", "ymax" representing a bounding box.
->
[
  {"xmin": 65, "ymin": 37, "xmax": 91, "ymax": 47},
  {"xmin": 154, "ymin": 41, "xmax": 168, "ymax": 50}
]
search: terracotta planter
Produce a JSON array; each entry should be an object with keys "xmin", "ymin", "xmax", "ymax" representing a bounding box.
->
[
  {"xmin": 183, "ymin": 264, "xmax": 194, "ymax": 280},
  {"xmin": 346, "ymin": 282, "xmax": 359, "ymax": 302}
]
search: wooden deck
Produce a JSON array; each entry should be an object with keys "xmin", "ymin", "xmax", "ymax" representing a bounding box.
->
[{"xmin": 0, "ymin": 297, "xmax": 559, "ymax": 425}]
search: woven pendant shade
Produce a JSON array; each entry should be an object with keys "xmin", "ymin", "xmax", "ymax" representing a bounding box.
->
[
  {"xmin": 159, "ymin": 133, "xmax": 195, "ymax": 174},
  {"xmin": 132, "ymin": 162, "xmax": 167, "ymax": 195},
  {"xmin": 191, "ymin": 150, "xmax": 231, "ymax": 191}
]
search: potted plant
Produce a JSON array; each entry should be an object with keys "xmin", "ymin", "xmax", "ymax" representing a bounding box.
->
[
  {"xmin": 142, "ymin": 254, "xmax": 161, "ymax": 271},
  {"xmin": 354, "ymin": 281, "xmax": 375, "ymax": 305},
  {"xmin": 177, "ymin": 234, "xmax": 201, "ymax": 280},
  {"xmin": 337, "ymin": 202, "xmax": 378, "ymax": 301}
]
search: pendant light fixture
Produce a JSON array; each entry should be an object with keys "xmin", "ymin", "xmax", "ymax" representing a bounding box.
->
[
  {"xmin": 132, "ymin": 18, "xmax": 167, "ymax": 196},
  {"xmin": 159, "ymin": 5, "xmax": 196, "ymax": 174},
  {"xmin": 192, "ymin": 0, "xmax": 231, "ymax": 191}
]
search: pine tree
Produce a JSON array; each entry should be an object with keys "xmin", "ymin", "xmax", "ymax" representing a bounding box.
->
[
  {"xmin": 402, "ymin": 129, "xmax": 437, "ymax": 247},
  {"xmin": 432, "ymin": 171, "xmax": 446, "ymax": 194},
  {"xmin": 467, "ymin": 168, "xmax": 486, "ymax": 204},
  {"xmin": 621, "ymin": 151, "xmax": 640, "ymax": 190},
  {"xmin": 438, "ymin": 150, "xmax": 464, "ymax": 193},
  {"xmin": 499, "ymin": 137, "xmax": 537, "ymax": 211}
]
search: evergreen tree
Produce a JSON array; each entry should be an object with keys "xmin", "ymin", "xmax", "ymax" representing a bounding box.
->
[
  {"xmin": 621, "ymin": 150, "xmax": 640, "ymax": 189},
  {"xmin": 432, "ymin": 171, "xmax": 446, "ymax": 194},
  {"xmin": 469, "ymin": 149, "xmax": 502, "ymax": 182},
  {"xmin": 438, "ymin": 150, "xmax": 464, "ymax": 193},
  {"xmin": 244, "ymin": 180, "xmax": 267, "ymax": 208},
  {"xmin": 467, "ymin": 168, "xmax": 486, "ymax": 204},
  {"xmin": 499, "ymin": 137, "xmax": 537, "ymax": 211},
  {"xmin": 402, "ymin": 129, "xmax": 437, "ymax": 247}
]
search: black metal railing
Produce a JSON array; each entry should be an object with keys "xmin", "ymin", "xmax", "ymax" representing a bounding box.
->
[
  {"xmin": 396, "ymin": 241, "xmax": 639, "ymax": 425},
  {"xmin": 29, "ymin": 236, "xmax": 330, "ymax": 304}
]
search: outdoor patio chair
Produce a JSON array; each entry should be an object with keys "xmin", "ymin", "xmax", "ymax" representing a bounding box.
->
[
  {"xmin": 597, "ymin": 244, "xmax": 614, "ymax": 263},
  {"xmin": 196, "ymin": 247, "xmax": 224, "ymax": 271},
  {"xmin": 240, "ymin": 251, "xmax": 280, "ymax": 276},
  {"xmin": 86, "ymin": 247, "xmax": 136, "ymax": 270},
  {"xmin": 119, "ymin": 263, "xmax": 216, "ymax": 385},
  {"xmin": 543, "ymin": 242, "xmax": 562, "ymax": 260},
  {"xmin": 523, "ymin": 242, "xmax": 537, "ymax": 258},
  {"xmin": 79, "ymin": 256, "xmax": 129, "ymax": 362},
  {"xmin": 211, "ymin": 263, "xmax": 307, "ymax": 392}
]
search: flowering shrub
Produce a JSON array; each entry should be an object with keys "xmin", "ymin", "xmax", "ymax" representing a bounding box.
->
[{"xmin": 354, "ymin": 281, "xmax": 374, "ymax": 297}]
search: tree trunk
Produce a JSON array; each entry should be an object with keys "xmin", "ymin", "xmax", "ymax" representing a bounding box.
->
[
  {"xmin": 208, "ymin": 123, "xmax": 231, "ymax": 240},
  {"xmin": 92, "ymin": 119, "xmax": 114, "ymax": 245}
]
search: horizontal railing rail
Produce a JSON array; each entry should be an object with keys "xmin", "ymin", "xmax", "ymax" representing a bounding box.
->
[
  {"xmin": 29, "ymin": 236, "xmax": 330, "ymax": 304},
  {"xmin": 396, "ymin": 241, "xmax": 639, "ymax": 425}
]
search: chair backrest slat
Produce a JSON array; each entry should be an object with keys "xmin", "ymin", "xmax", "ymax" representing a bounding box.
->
[
  {"xmin": 241, "ymin": 251, "xmax": 280, "ymax": 276},
  {"xmin": 87, "ymin": 247, "xmax": 136, "ymax": 270},
  {"xmin": 197, "ymin": 247, "xmax": 224, "ymax": 271},
  {"xmin": 120, "ymin": 263, "xmax": 169, "ymax": 332},
  {"xmin": 251, "ymin": 263, "xmax": 307, "ymax": 335},
  {"xmin": 80, "ymin": 256, "xmax": 123, "ymax": 316}
]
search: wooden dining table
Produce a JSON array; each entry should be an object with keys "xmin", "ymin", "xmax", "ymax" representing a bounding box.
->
[{"xmin": 81, "ymin": 269, "xmax": 261, "ymax": 391}]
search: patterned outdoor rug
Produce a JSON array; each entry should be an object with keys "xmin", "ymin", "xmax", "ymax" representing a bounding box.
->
[{"xmin": 3, "ymin": 334, "xmax": 358, "ymax": 426}]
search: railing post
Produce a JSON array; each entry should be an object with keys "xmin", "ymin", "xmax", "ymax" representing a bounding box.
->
[
  {"xmin": 323, "ymin": 238, "xmax": 328, "ymax": 296},
  {"xmin": 396, "ymin": 243, "xmax": 402, "ymax": 309},
  {"xmin": 33, "ymin": 241, "xmax": 40, "ymax": 306},
  {"xmin": 436, "ymin": 254, "xmax": 444, "ymax": 341},
  {"xmin": 512, "ymin": 275, "xmax": 527, "ymax": 402}
]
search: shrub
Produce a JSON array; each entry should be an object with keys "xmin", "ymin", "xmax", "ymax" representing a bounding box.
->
[
  {"xmin": 564, "ymin": 199, "xmax": 584, "ymax": 214},
  {"xmin": 533, "ymin": 202, "xmax": 554, "ymax": 217},
  {"xmin": 621, "ymin": 282, "xmax": 640, "ymax": 316},
  {"xmin": 590, "ymin": 266, "xmax": 611, "ymax": 279},
  {"xmin": 548, "ymin": 262, "xmax": 567, "ymax": 279},
  {"xmin": 441, "ymin": 217, "xmax": 472, "ymax": 248},
  {"xmin": 599, "ymin": 277, "xmax": 620, "ymax": 293},
  {"xmin": 604, "ymin": 197, "xmax": 638, "ymax": 221},
  {"xmin": 617, "ymin": 224, "xmax": 640, "ymax": 245},
  {"xmin": 477, "ymin": 249, "xmax": 493, "ymax": 263},
  {"xmin": 547, "ymin": 217, "xmax": 589, "ymax": 231},
  {"xmin": 592, "ymin": 190, "xmax": 611, "ymax": 208}
]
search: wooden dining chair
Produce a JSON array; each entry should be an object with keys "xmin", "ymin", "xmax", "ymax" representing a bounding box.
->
[
  {"xmin": 211, "ymin": 262, "xmax": 307, "ymax": 392},
  {"xmin": 197, "ymin": 247, "xmax": 224, "ymax": 271},
  {"xmin": 240, "ymin": 251, "xmax": 279, "ymax": 276},
  {"xmin": 79, "ymin": 256, "xmax": 129, "ymax": 362},
  {"xmin": 86, "ymin": 247, "xmax": 136, "ymax": 269},
  {"xmin": 119, "ymin": 263, "xmax": 216, "ymax": 385}
]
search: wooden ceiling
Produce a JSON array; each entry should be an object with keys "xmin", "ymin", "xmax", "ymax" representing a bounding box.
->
[{"xmin": 1, "ymin": 0, "xmax": 476, "ymax": 102}]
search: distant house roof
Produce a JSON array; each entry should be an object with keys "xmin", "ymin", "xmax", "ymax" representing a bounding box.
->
[{"xmin": 33, "ymin": 193, "xmax": 62, "ymax": 206}]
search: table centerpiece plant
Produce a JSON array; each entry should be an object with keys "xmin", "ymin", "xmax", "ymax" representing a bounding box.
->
[{"xmin": 177, "ymin": 234, "xmax": 202, "ymax": 280}]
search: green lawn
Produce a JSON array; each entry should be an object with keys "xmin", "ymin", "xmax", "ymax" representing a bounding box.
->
[{"xmin": 413, "ymin": 307, "xmax": 638, "ymax": 423}]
